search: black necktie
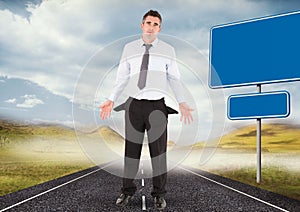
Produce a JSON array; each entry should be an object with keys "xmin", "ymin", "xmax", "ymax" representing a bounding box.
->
[{"xmin": 137, "ymin": 44, "xmax": 152, "ymax": 89}]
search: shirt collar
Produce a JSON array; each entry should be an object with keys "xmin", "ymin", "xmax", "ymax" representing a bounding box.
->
[{"xmin": 139, "ymin": 37, "xmax": 159, "ymax": 48}]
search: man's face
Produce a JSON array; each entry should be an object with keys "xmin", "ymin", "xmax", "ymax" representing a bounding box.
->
[{"xmin": 141, "ymin": 15, "xmax": 161, "ymax": 40}]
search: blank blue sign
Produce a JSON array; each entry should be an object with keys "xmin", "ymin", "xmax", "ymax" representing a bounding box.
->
[
  {"xmin": 209, "ymin": 11, "xmax": 300, "ymax": 88},
  {"xmin": 228, "ymin": 91, "xmax": 290, "ymax": 120}
]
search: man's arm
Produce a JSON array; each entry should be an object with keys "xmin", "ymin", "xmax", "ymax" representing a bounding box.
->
[
  {"xmin": 108, "ymin": 46, "xmax": 130, "ymax": 102},
  {"xmin": 167, "ymin": 47, "xmax": 193, "ymax": 124},
  {"xmin": 100, "ymin": 46, "xmax": 130, "ymax": 120}
]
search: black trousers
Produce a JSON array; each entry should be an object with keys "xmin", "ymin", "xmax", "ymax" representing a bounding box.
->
[{"xmin": 121, "ymin": 97, "xmax": 168, "ymax": 197}]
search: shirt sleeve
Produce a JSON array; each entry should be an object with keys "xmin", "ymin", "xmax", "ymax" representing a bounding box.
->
[
  {"xmin": 167, "ymin": 47, "xmax": 186, "ymax": 103},
  {"xmin": 108, "ymin": 45, "xmax": 130, "ymax": 102}
]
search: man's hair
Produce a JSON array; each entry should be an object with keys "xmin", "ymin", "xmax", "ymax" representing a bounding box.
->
[{"xmin": 142, "ymin": 10, "xmax": 162, "ymax": 23}]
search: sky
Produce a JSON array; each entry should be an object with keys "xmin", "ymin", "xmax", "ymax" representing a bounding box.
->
[{"xmin": 1, "ymin": 0, "xmax": 300, "ymax": 143}]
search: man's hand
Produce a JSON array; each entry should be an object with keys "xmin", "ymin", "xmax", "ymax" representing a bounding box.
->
[
  {"xmin": 179, "ymin": 102, "xmax": 194, "ymax": 124},
  {"xmin": 100, "ymin": 100, "xmax": 114, "ymax": 120}
]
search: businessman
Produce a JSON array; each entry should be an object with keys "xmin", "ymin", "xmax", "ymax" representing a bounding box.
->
[{"xmin": 100, "ymin": 10, "xmax": 193, "ymax": 210}]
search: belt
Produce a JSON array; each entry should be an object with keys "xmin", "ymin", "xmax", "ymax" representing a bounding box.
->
[
  {"xmin": 130, "ymin": 97, "xmax": 164, "ymax": 102},
  {"xmin": 114, "ymin": 97, "xmax": 178, "ymax": 114}
]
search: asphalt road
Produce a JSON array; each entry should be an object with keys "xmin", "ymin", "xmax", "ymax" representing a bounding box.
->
[{"xmin": 0, "ymin": 162, "xmax": 299, "ymax": 211}]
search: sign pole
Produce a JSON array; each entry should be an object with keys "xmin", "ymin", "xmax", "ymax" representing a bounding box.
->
[{"xmin": 257, "ymin": 84, "xmax": 262, "ymax": 184}]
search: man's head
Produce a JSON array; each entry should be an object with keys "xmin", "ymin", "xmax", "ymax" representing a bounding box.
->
[
  {"xmin": 141, "ymin": 10, "xmax": 162, "ymax": 43},
  {"xmin": 142, "ymin": 10, "xmax": 162, "ymax": 24}
]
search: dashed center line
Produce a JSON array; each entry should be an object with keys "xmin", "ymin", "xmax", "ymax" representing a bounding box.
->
[
  {"xmin": 141, "ymin": 178, "xmax": 145, "ymax": 187},
  {"xmin": 140, "ymin": 166, "xmax": 146, "ymax": 210},
  {"xmin": 142, "ymin": 195, "xmax": 147, "ymax": 210}
]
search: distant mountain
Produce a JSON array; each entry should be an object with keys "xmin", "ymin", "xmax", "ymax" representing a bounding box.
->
[
  {"xmin": 0, "ymin": 120, "xmax": 122, "ymax": 146},
  {"xmin": 98, "ymin": 126, "xmax": 124, "ymax": 141},
  {"xmin": 0, "ymin": 119, "xmax": 76, "ymax": 145},
  {"xmin": 94, "ymin": 126, "xmax": 178, "ymax": 147},
  {"xmin": 0, "ymin": 76, "xmax": 74, "ymax": 126},
  {"xmin": 200, "ymin": 123, "xmax": 300, "ymax": 153},
  {"xmin": 2, "ymin": 111, "xmax": 299, "ymax": 153},
  {"xmin": 0, "ymin": 119, "xmax": 183, "ymax": 150}
]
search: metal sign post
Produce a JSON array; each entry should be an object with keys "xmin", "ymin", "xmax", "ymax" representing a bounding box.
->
[
  {"xmin": 227, "ymin": 88, "xmax": 290, "ymax": 183},
  {"xmin": 256, "ymin": 84, "xmax": 262, "ymax": 183},
  {"xmin": 227, "ymin": 89, "xmax": 290, "ymax": 183}
]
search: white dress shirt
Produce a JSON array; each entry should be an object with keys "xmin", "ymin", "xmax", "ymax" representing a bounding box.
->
[{"xmin": 108, "ymin": 38, "xmax": 185, "ymax": 103}]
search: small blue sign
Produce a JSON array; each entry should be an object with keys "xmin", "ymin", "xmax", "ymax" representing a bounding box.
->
[
  {"xmin": 228, "ymin": 91, "xmax": 290, "ymax": 120},
  {"xmin": 209, "ymin": 11, "xmax": 300, "ymax": 88}
]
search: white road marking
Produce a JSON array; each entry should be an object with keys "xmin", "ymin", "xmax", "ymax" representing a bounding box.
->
[
  {"xmin": 140, "ymin": 164, "xmax": 146, "ymax": 210},
  {"xmin": 0, "ymin": 162, "xmax": 117, "ymax": 212},
  {"xmin": 142, "ymin": 178, "xmax": 145, "ymax": 187},
  {"xmin": 142, "ymin": 195, "xmax": 147, "ymax": 210},
  {"xmin": 179, "ymin": 166, "xmax": 289, "ymax": 212}
]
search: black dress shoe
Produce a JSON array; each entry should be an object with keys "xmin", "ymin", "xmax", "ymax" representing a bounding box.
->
[
  {"xmin": 116, "ymin": 193, "xmax": 133, "ymax": 206},
  {"xmin": 154, "ymin": 196, "xmax": 166, "ymax": 210}
]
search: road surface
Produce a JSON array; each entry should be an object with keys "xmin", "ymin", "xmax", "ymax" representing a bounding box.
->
[{"xmin": 0, "ymin": 162, "xmax": 299, "ymax": 211}]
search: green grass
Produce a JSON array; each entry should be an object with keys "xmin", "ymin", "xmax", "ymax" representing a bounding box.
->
[
  {"xmin": 0, "ymin": 120, "xmax": 94, "ymax": 196},
  {"xmin": 0, "ymin": 161, "xmax": 92, "ymax": 196},
  {"xmin": 211, "ymin": 166, "xmax": 300, "ymax": 201},
  {"xmin": 0, "ymin": 143, "xmax": 93, "ymax": 196}
]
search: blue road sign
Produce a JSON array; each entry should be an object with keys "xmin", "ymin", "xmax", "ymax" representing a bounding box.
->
[
  {"xmin": 209, "ymin": 11, "xmax": 300, "ymax": 88},
  {"xmin": 228, "ymin": 91, "xmax": 290, "ymax": 120}
]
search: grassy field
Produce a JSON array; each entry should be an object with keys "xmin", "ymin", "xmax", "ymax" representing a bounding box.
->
[
  {"xmin": 1, "ymin": 120, "xmax": 299, "ymax": 201},
  {"xmin": 210, "ymin": 166, "xmax": 300, "ymax": 201},
  {"xmin": 209, "ymin": 123, "xmax": 300, "ymax": 200},
  {"xmin": 0, "ymin": 158, "xmax": 91, "ymax": 196},
  {"xmin": 0, "ymin": 120, "xmax": 93, "ymax": 196},
  {"xmin": 186, "ymin": 123, "xmax": 300, "ymax": 200}
]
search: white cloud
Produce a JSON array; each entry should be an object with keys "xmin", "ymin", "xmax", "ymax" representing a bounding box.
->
[
  {"xmin": 1, "ymin": 0, "xmax": 300, "ymax": 130},
  {"xmin": 0, "ymin": 0, "xmax": 280, "ymax": 101},
  {"xmin": 0, "ymin": 0, "xmax": 103, "ymax": 99},
  {"xmin": 5, "ymin": 98, "xmax": 17, "ymax": 104},
  {"xmin": 16, "ymin": 94, "xmax": 44, "ymax": 108},
  {"xmin": 0, "ymin": 0, "xmax": 274, "ymax": 98}
]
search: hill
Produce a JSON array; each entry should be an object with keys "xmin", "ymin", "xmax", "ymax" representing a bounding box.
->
[
  {"xmin": 2, "ymin": 120, "xmax": 300, "ymax": 153},
  {"xmin": 98, "ymin": 126, "xmax": 124, "ymax": 141},
  {"xmin": 0, "ymin": 119, "xmax": 76, "ymax": 146},
  {"xmin": 212, "ymin": 123, "xmax": 300, "ymax": 153}
]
